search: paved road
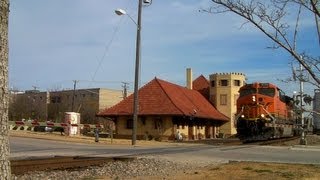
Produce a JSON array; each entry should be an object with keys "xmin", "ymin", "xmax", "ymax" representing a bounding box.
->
[{"xmin": 10, "ymin": 137, "xmax": 320, "ymax": 165}]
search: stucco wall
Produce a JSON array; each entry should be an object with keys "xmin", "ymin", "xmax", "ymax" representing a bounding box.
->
[
  {"xmin": 115, "ymin": 116, "xmax": 175, "ymax": 140},
  {"xmin": 209, "ymin": 72, "xmax": 246, "ymax": 136},
  {"xmin": 114, "ymin": 115, "xmax": 223, "ymax": 141}
]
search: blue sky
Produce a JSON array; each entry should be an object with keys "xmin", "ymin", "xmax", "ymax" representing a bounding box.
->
[{"xmin": 8, "ymin": 0, "xmax": 317, "ymax": 95}]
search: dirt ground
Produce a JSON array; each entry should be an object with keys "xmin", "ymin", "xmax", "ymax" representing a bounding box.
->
[
  {"xmin": 10, "ymin": 131, "xmax": 320, "ymax": 180},
  {"xmin": 137, "ymin": 162, "xmax": 320, "ymax": 180}
]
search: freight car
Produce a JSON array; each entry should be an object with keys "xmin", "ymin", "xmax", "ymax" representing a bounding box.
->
[{"xmin": 235, "ymin": 82, "xmax": 298, "ymax": 141}]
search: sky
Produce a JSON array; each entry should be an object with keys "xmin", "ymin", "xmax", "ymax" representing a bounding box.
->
[{"xmin": 8, "ymin": 0, "xmax": 318, "ymax": 95}]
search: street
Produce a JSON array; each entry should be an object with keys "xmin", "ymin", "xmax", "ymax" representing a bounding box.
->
[{"xmin": 10, "ymin": 136, "xmax": 320, "ymax": 165}]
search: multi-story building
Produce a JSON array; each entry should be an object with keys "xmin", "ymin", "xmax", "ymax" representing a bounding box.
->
[
  {"xmin": 209, "ymin": 72, "xmax": 246, "ymax": 136},
  {"xmin": 9, "ymin": 90, "xmax": 49, "ymax": 121},
  {"xmin": 9, "ymin": 88, "xmax": 124, "ymax": 124}
]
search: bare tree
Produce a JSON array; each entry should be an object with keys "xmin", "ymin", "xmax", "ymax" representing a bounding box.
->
[
  {"xmin": 0, "ymin": 0, "xmax": 11, "ymax": 179},
  {"xmin": 205, "ymin": 0, "xmax": 320, "ymax": 87}
]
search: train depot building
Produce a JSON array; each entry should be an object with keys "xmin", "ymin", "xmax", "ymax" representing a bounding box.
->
[{"xmin": 98, "ymin": 77, "xmax": 229, "ymax": 140}]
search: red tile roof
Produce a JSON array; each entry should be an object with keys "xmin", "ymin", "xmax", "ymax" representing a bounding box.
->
[
  {"xmin": 193, "ymin": 75, "xmax": 210, "ymax": 99},
  {"xmin": 98, "ymin": 78, "xmax": 228, "ymax": 121}
]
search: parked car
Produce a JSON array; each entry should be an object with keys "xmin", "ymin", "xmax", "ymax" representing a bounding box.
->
[
  {"xmin": 34, "ymin": 126, "xmax": 53, "ymax": 132},
  {"xmin": 45, "ymin": 126, "xmax": 53, "ymax": 132}
]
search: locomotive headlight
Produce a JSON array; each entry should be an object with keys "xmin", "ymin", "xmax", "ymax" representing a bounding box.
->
[
  {"xmin": 241, "ymin": 115, "xmax": 245, "ymax": 118},
  {"xmin": 252, "ymin": 95, "xmax": 256, "ymax": 102},
  {"xmin": 261, "ymin": 114, "xmax": 265, "ymax": 118}
]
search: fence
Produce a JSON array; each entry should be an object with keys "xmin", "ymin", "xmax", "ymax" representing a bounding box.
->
[{"xmin": 9, "ymin": 121, "xmax": 104, "ymax": 132}]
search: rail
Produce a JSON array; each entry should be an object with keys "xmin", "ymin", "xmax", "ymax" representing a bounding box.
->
[
  {"xmin": 11, "ymin": 156, "xmax": 135, "ymax": 175},
  {"xmin": 245, "ymin": 136, "xmax": 300, "ymax": 145}
]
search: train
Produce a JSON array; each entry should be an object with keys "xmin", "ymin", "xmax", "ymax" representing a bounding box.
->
[{"xmin": 235, "ymin": 82, "xmax": 299, "ymax": 141}]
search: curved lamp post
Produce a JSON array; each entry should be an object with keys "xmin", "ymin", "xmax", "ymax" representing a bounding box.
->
[{"xmin": 115, "ymin": 0, "xmax": 151, "ymax": 145}]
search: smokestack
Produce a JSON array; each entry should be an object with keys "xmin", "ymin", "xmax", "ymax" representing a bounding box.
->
[{"xmin": 186, "ymin": 68, "xmax": 192, "ymax": 89}]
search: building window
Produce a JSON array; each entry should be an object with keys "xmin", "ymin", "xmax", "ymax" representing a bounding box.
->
[
  {"xmin": 154, "ymin": 117, "xmax": 162, "ymax": 129},
  {"xmin": 140, "ymin": 117, "xmax": 146, "ymax": 125},
  {"xmin": 50, "ymin": 96, "xmax": 61, "ymax": 103},
  {"xmin": 220, "ymin": 80, "xmax": 228, "ymax": 86},
  {"xmin": 234, "ymin": 80, "xmax": 241, "ymax": 86},
  {"xmin": 210, "ymin": 80, "xmax": 215, "ymax": 87},
  {"xmin": 126, "ymin": 119, "xmax": 133, "ymax": 129},
  {"xmin": 220, "ymin": 94, "xmax": 227, "ymax": 105}
]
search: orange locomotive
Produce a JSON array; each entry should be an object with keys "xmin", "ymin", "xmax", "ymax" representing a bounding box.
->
[{"xmin": 235, "ymin": 82, "xmax": 297, "ymax": 141}]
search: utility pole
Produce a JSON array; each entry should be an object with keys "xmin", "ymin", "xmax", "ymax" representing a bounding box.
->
[
  {"xmin": 131, "ymin": 0, "xmax": 143, "ymax": 146},
  {"xmin": 32, "ymin": 85, "xmax": 39, "ymax": 91},
  {"xmin": 298, "ymin": 64, "xmax": 307, "ymax": 145},
  {"xmin": 71, "ymin": 80, "xmax": 78, "ymax": 112},
  {"xmin": 115, "ymin": 0, "xmax": 152, "ymax": 146},
  {"xmin": 121, "ymin": 82, "xmax": 129, "ymax": 99}
]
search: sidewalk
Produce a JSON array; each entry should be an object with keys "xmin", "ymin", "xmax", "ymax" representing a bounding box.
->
[
  {"xmin": 290, "ymin": 145, "xmax": 320, "ymax": 151},
  {"xmin": 9, "ymin": 130, "xmax": 183, "ymax": 147}
]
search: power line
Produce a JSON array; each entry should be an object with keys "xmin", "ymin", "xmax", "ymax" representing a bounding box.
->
[
  {"xmin": 89, "ymin": 17, "xmax": 125, "ymax": 87},
  {"xmin": 89, "ymin": 0, "xmax": 137, "ymax": 89}
]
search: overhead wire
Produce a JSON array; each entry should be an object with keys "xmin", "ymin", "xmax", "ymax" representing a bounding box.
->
[
  {"xmin": 88, "ymin": 1, "xmax": 136, "ymax": 88},
  {"xmin": 88, "ymin": 17, "xmax": 125, "ymax": 88}
]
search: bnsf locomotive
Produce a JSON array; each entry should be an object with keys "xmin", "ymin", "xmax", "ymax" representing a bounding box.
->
[{"xmin": 235, "ymin": 82, "xmax": 298, "ymax": 141}]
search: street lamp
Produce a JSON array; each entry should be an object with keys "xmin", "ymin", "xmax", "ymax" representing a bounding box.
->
[{"xmin": 115, "ymin": 0, "xmax": 151, "ymax": 145}]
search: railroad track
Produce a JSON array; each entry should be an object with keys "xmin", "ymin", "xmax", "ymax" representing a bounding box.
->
[
  {"xmin": 181, "ymin": 138, "xmax": 242, "ymax": 146},
  {"xmin": 244, "ymin": 136, "xmax": 300, "ymax": 145},
  {"xmin": 184, "ymin": 136, "xmax": 300, "ymax": 146},
  {"xmin": 11, "ymin": 156, "xmax": 136, "ymax": 175}
]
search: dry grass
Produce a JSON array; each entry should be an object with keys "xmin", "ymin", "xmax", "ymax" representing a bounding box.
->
[{"xmin": 139, "ymin": 162, "xmax": 320, "ymax": 180}]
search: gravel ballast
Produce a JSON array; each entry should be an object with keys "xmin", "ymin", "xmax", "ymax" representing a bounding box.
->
[{"xmin": 12, "ymin": 156, "xmax": 207, "ymax": 180}]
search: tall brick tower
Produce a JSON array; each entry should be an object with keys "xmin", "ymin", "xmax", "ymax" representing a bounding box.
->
[{"xmin": 209, "ymin": 73, "xmax": 246, "ymax": 136}]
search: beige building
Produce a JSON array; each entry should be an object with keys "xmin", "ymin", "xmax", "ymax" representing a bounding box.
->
[
  {"xmin": 9, "ymin": 88, "xmax": 124, "ymax": 124},
  {"xmin": 209, "ymin": 72, "xmax": 246, "ymax": 136}
]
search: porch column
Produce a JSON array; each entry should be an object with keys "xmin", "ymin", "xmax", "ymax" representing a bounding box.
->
[
  {"xmin": 209, "ymin": 126, "xmax": 213, "ymax": 139},
  {"xmin": 173, "ymin": 124, "xmax": 177, "ymax": 140},
  {"xmin": 213, "ymin": 125, "xmax": 217, "ymax": 139}
]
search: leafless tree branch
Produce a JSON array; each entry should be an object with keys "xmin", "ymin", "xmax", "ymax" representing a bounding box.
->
[{"xmin": 208, "ymin": 0, "xmax": 320, "ymax": 87}]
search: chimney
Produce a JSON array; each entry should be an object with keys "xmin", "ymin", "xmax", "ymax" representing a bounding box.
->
[{"xmin": 186, "ymin": 68, "xmax": 192, "ymax": 89}]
